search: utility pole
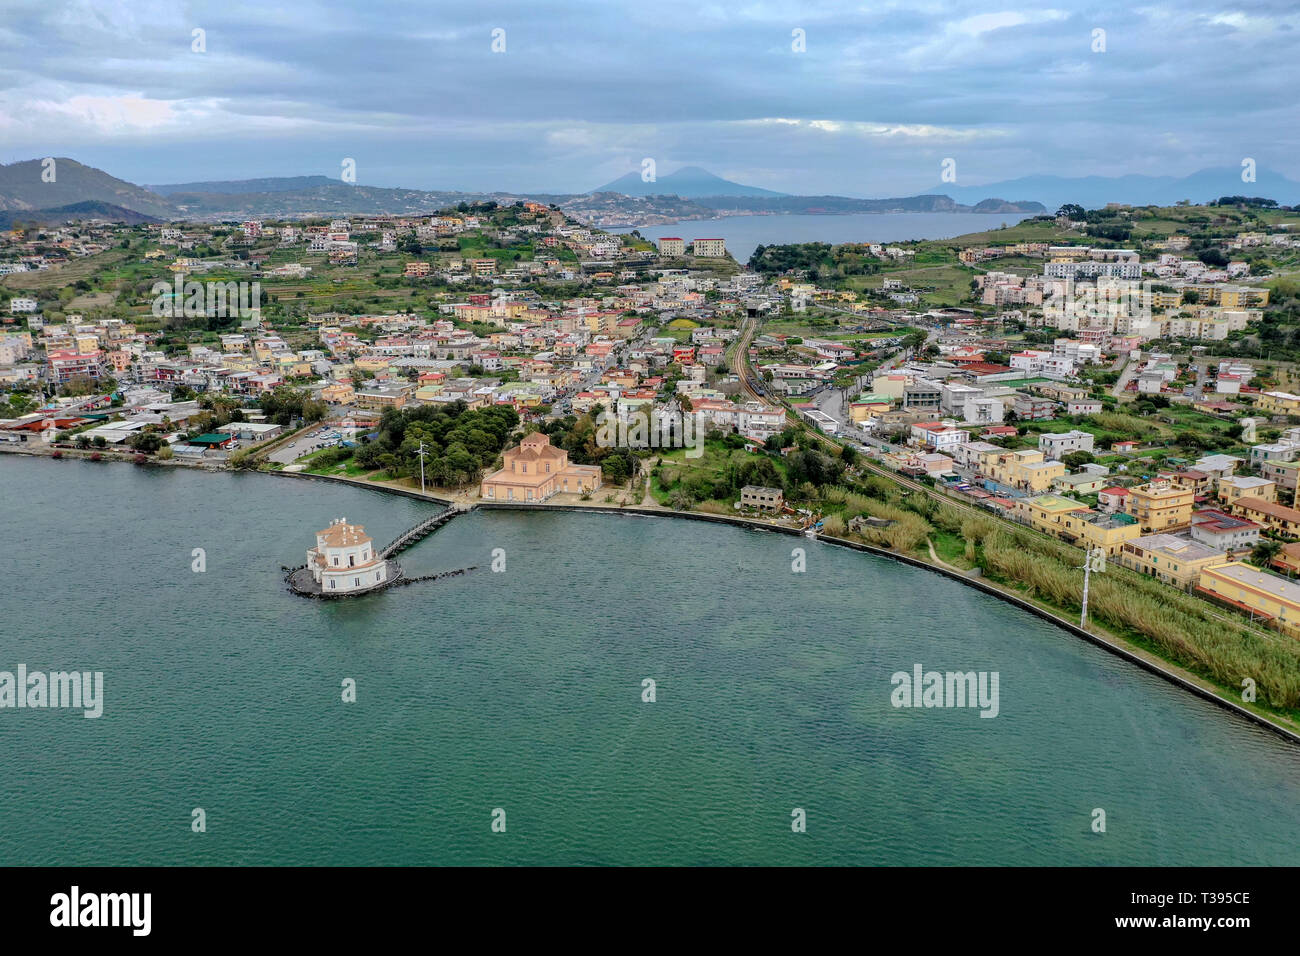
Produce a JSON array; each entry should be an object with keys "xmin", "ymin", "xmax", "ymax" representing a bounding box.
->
[
  {"xmin": 1080, "ymin": 556, "xmax": 1092, "ymax": 629},
  {"xmin": 1079, "ymin": 548, "xmax": 1104, "ymax": 628},
  {"xmin": 416, "ymin": 440, "xmax": 427, "ymax": 494}
]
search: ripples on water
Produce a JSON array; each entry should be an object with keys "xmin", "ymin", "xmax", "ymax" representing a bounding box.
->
[{"xmin": 3, "ymin": 458, "xmax": 1299, "ymax": 865}]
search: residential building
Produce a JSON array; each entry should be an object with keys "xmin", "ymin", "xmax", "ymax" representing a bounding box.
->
[
  {"xmin": 1076, "ymin": 511, "xmax": 1142, "ymax": 556},
  {"xmin": 1193, "ymin": 454, "xmax": 1244, "ymax": 487},
  {"xmin": 1233, "ymin": 498, "xmax": 1300, "ymax": 538},
  {"xmin": 1189, "ymin": 509, "xmax": 1261, "ymax": 554},
  {"xmin": 1256, "ymin": 391, "xmax": 1300, "ymax": 416},
  {"xmin": 1053, "ymin": 471, "xmax": 1109, "ymax": 494},
  {"xmin": 740, "ymin": 485, "xmax": 784, "ymax": 511},
  {"xmin": 910, "ymin": 420, "xmax": 970, "ymax": 453},
  {"xmin": 1097, "ymin": 487, "xmax": 1130, "ymax": 513},
  {"xmin": 1119, "ymin": 534, "xmax": 1226, "ymax": 588},
  {"xmin": 985, "ymin": 449, "xmax": 1066, "ymax": 494},
  {"xmin": 1261, "ymin": 459, "xmax": 1300, "ymax": 506},
  {"xmin": 1014, "ymin": 494, "xmax": 1089, "ymax": 536},
  {"xmin": 1217, "ymin": 475, "xmax": 1276, "ymax": 509},
  {"xmin": 1125, "ymin": 479, "xmax": 1195, "ymax": 532},
  {"xmin": 1197, "ymin": 562, "xmax": 1300, "ymax": 636},
  {"xmin": 1038, "ymin": 429, "xmax": 1095, "ymax": 458}
]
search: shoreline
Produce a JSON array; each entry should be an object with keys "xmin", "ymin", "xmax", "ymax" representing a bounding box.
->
[
  {"xmin": 5, "ymin": 447, "xmax": 1295, "ymax": 745},
  {"xmin": 264, "ymin": 465, "xmax": 1300, "ymax": 745}
]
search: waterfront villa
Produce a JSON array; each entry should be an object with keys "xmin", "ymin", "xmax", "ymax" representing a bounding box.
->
[
  {"xmin": 306, "ymin": 518, "xmax": 390, "ymax": 594},
  {"xmin": 479, "ymin": 432, "xmax": 602, "ymax": 502}
]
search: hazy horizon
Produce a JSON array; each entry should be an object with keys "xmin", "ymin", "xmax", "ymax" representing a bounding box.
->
[{"xmin": 1, "ymin": 1, "xmax": 1297, "ymax": 196}]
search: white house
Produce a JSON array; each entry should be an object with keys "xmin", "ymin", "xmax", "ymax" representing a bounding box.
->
[
  {"xmin": 1039, "ymin": 429, "xmax": 1095, "ymax": 458},
  {"xmin": 306, "ymin": 519, "xmax": 390, "ymax": 594}
]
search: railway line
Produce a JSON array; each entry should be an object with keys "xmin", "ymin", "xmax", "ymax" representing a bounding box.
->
[{"xmin": 730, "ymin": 314, "xmax": 1295, "ymax": 649}]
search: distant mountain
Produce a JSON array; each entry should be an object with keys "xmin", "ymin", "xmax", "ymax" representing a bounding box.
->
[
  {"xmin": 146, "ymin": 175, "xmax": 339, "ymax": 196},
  {"xmin": 0, "ymin": 200, "xmax": 160, "ymax": 230},
  {"xmin": 591, "ymin": 166, "xmax": 1046, "ymax": 212},
  {"xmin": 930, "ymin": 167, "xmax": 1300, "ymax": 211},
  {"xmin": 594, "ymin": 165, "xmax": 788, "ymax": 198},
  {"xmin": 700, "ymin": 193, "xmax": 1046, "ymax": 215},
  {"xmin": 164, "ymin": 183, "xmax": 493, "ymax": 220},
  {"xmin": 0, "ymin": 158, "xmax": 174, "ymax": 219}
]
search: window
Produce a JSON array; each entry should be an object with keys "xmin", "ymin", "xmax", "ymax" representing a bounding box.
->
[
  {"xmin": 330, "ymin": 580, "xmax": 336, "ymax": 589},
  {"xmin": 354, "ymin": 578, "xmax": 360, "ymax": 587}
]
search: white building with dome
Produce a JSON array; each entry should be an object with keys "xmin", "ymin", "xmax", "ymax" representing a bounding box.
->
[{"xmin": 306, "ymin": 518, "xmax": 390, "ymax": 594}]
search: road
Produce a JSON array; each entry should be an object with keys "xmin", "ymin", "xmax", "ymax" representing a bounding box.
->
[
  {"xmin": 1111, "ymin": 353, "xmax": 1138, "ymax": 399},
  {"xmin": 731, "ymin": 319, "xmax": 1296, "ymax": 648},
  {"xmin": 268, "ymin": 424, "xmax": 336, "ymax": 464}
]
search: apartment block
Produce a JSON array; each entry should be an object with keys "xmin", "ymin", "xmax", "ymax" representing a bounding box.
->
[
  {"xmin": 1198, "ymin": 562, "xmax": 1300, "ymax": 636},
  {"xmin": 1125, "ymin": 480, "xmax": 1195, "ymax": 532},
  {"xmin": 1118, "ymin": 534, "xmax": 1226, "ymax": 588}
]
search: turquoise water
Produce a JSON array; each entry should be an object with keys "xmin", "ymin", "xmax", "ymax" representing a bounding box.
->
[{"xmin": 3, "ymin": 455, "xmax": 1299, "ymax": 865}]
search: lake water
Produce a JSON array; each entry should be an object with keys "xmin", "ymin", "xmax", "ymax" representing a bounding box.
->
[
  {"xmin": 609, "ymin": 212, "xmax": 1034, "ymax": 263},
  {"xmin": 3, "ymin": 455, "xmax": 1300, "ymax": 865}
]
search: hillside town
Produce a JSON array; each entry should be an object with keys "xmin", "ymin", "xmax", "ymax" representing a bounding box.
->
[{"xmin": 4, "ymin": 199, "xmax": 1300, "ymax": 643}]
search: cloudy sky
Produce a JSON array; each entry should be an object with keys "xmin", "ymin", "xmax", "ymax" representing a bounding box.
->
[{"xmin": 0, "ymin": 0, "xmax": 1296, "ymax": 194}]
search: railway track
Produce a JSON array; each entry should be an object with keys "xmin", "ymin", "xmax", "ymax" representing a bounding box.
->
[{"xmin": 731, "ymin": 315, "xmax": 1295, "ymax": 648}]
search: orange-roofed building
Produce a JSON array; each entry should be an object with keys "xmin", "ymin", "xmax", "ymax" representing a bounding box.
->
[
  {"xmin": 479, "ymin": 432, "xmax": 602, "ymax": 502},
  {"xmin": 306, "ymin": 519, "xmax": 390, "ymax": 594}
]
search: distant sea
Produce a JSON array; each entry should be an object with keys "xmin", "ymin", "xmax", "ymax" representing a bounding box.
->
[{"xmin": 608, "ymin": 211, "xmax": 1034, "ymax": 263}]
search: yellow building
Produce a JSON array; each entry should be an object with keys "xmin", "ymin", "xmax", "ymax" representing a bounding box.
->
[
  {"xmin": 1125, "ymin": 479, "xmax": 1194, "ymax": 532},
  {"xmin": 320, "ymin": 382, "xmax": 355, "ymax": 405},
  {"xmin": 1118, "ymin": 534, "xmax": 1226, "ymax": 588},
  {"xmin": 355, "ymin": 388, "xmax": 409, "ymax": 410},
  {"xmin": 986, "ymin": 449, "xmax": 1065, "ymax": 494},
  {"xmin": 1217, "ymin": 475, "xmax": 1276, "ymax": 509},
  {"xmin": 1076, "ymin": 511, "xmax": 1142, "ymax": 556},
  {"xmin": 354, "ymin": 355, "xmax": 392, "ymax": 373},
  {"xmin": 1015, "ymin": 496, "xmax": 1140, "ymax": 555},
  {"xmin": 1219, "ymin": 287, "xmax": 1269, "ymax": 309},
  {"xmin": 1197, "ymin": 562, "xmax": 1300, "ymax": 636},
  {"xmin": 1014, "ymin": 494, "xmax": 1089, "ymax": 536},
  {"xmin": 1255, "ymin": 391, "xmax": 1300, "ymax": 416},
  {"xmin": 1233, "ymin": 499, "xmax": 1300, "ymax": 538}
]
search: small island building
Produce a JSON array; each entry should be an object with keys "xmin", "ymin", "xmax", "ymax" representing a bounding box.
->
[
  {"xmin": 306, "ymin": 518, "xmax": 391, "ymax": 594},
  {"xmin": 479, "ymin": 432, "xmax": 602, "ymax": 502}
]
